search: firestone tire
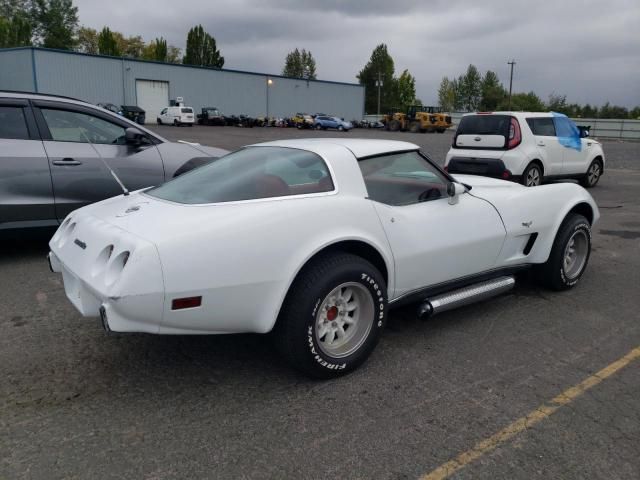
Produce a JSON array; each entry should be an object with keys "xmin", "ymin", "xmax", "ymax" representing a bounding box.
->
[
  {"xmin": 274, "ymin": 252, "xmax": 387, "ymax": 379},
  {"xmin": 534, "ymin": 214, "xmax": 591, "ymax": 291}
]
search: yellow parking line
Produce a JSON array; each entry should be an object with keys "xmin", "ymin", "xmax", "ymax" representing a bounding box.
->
[{"xmin": 420, "ymin": 346, "xmax": 640, "ymax": 480}]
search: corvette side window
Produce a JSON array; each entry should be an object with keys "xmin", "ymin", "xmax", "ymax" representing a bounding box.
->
[{"xmin": 358, "ymin": 151, "xmax": 448, "ymax": 206}]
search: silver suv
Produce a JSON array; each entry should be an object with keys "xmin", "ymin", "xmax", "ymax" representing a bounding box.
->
[{"xmin": 1, "ymin": 91, "xmax": 228, "ymax": 230}]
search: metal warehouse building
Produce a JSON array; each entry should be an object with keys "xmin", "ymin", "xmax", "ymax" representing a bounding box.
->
[{"xmin": 0, "ymin": 47, "xmax": 365, "ymax": 124}]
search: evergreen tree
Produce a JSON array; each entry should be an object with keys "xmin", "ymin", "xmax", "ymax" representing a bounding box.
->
[
  {"xmin": 479, "ymin": 70, "xmax": 506, "ymax": 110},
  {"xmin": 459, "ymin": 64, "xmax": 482, "ymax": 111},
  {"xmin": 183, "ymin": 24, "xmax": 223, "ymax": 67},
  {"xmin": 396, "ymin": 69, "xmax": 416, "ymax": 110},
  {"xmin": 282, "ymin": 48, "xmax": 317, "ymax": 79},
  {"xmin": 97, "ymin": 26, "xmax": 119, "ymax": 56},
  {"xmin": 357, "ymin": 43, "xmax": 396, "ymax": 114}
]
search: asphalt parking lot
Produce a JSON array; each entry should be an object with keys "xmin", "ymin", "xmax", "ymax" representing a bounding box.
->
[{"xmin": 1, "ymin": 126, "xmax": 639, "ymax": 479}]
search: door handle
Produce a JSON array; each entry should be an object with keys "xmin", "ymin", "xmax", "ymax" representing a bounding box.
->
[
  {"xmin": 52, "ymin": 158, "xmax": 82, "ymax": 166},
  {"xmin": 537, "ymin": 141, "xmax": 545, "ymax": 146}
]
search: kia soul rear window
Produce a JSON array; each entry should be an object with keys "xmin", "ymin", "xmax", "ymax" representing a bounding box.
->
[{"xmin": 457, "ymin": 115, "xmax": 510, "ymax": 136}]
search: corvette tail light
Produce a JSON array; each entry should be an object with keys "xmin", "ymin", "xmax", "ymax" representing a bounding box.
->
[
  {"xmin": 172, "ymin": 296, "xmax": 202, "ymax": 310},
  {"xmin": 502, "ymin": 169, "xmax": 512, "ymax": 179},
  {"xmin": 507, "ymin": 117, "xmax": 522, "ymax": 149}
]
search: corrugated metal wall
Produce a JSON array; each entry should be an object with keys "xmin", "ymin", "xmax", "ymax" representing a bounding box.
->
[
  {"xmin": 0, "ymin": 48, "xmax": 365, "ymax": 120},
  {"xmin": 0, "ymin": 48, "xmax": 35, "ymax": 91}
]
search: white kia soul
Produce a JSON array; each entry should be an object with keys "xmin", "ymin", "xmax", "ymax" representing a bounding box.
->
[{"xmin": 445, "ymin": 112, "xmax": 605, "ymax": 187}]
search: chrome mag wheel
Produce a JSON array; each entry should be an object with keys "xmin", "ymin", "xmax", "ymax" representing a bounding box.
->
[
  {"xmin": 315, "ymin": 282, "xmax": 375, "ymax": 358},
  {"xmin": 563, "ymin": 230, "xmax": 589, "ymax": 279}
]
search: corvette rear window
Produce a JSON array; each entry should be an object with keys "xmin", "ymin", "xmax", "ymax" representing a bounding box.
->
[{"xmin": 146, "ymin": 146, "xmax": 334, "ymax": 204}]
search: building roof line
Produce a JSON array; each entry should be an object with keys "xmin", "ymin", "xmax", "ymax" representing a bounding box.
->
[{"xmin": 0, "ymin": 46, "xmax": 363, "ymax": 88}]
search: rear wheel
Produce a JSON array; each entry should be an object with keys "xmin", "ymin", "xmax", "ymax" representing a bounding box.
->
[
  {"xmin": 388, "ymin": 120, "xmax": 400, "ymax": 132},
  {"xmin": 437, "ymin": 128, "xmax": 446, "ymax": 133},
  {"xmin": 579, "ymin": 158, "xmax": 603, "ymax": 188},
  {"xmin": 274, "ymin": 252, "xmax": 387, "ymax": 379},
  {"xmin": 534, "ymin": 214, "xmax": 591, "ymax": 290},
  {"xmin": 157, "ymin": 118, "xmax": 161, "ymax": 125},
  {"xmin": 521, "ymin": 162, "xmax": 543, "ymax": 187}
]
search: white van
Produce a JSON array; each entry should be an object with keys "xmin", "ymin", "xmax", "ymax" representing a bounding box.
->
[{"xmin": 157, "ymin": 106, "xmax": 195, "ymax": 126}]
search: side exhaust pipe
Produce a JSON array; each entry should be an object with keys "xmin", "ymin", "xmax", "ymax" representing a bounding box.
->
[{"xmin": 418, "ymin": 276, "xmax": 515, "ymax": 318}]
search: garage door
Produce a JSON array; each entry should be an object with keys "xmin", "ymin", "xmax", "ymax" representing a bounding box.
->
[{"xmin": 135, "ymin": 80, "xmax": 169, "ymax": 124}]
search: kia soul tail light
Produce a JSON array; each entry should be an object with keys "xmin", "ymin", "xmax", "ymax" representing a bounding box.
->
[{"xmin": 507, "ymin": 117, "xmax": 522, "ymax": 149}]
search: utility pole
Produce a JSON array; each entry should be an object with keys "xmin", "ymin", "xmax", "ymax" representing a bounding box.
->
[
  {"xmin": 507, "ymin": 60, "xmax": 516, "ymax": 110},
  {"xmin": 376, "ymin": 71, "xmax": 383, "ymax": 117}
]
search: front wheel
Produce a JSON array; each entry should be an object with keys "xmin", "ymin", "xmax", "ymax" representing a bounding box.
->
[
  {"xmin": 534, "ymin": 214, "xmax": 591, "ymax": 290},
  {"xmin": 274, "ymin": 253, "xmax": 387, "ymax": 379},
  {"xmin": 521, "ymin": 162, "xmax": 543, "ymax": 187},
  {"xmin": 579, "ymin": 159, "xmax": 603, "ymax": 188},
  {"xmin": 338, "ymin": 125, "xmax": 344, "ymax": 131}
]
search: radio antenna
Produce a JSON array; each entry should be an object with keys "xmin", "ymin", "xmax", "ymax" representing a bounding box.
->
[{"xmin": 80, "ymin": 130, "xmax": 129, "ymax": 196}]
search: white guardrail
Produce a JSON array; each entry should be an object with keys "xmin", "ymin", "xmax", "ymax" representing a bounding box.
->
[{"xmin": 362, "ymin": 113, "xmax": 640, "ymax": 140}]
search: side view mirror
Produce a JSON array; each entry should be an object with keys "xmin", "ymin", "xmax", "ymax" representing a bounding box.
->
[
  {"xmin": 577, "ymin": 125, "xmax": 591, "ymax": 138},
  {"xmin": 125, "ymin": 127, "xmax": 145, "ymax": 145},
  {"xmin": 447, "ymin": 181, "xmax": 466, "ymax": 205}
]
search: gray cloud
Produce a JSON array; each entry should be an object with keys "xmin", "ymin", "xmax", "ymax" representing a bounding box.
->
[{"xmin": 74, "ymin": 0, "xmax": 640, "ymax": 107}]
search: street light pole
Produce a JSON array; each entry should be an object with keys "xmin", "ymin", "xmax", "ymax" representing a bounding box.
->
[
  {"xmin": 507, "ymin": 60, "xmax": 516, "ymax": 110},
  {"xmin": 266, "ymin": 78, "xmax": 273, "ymax": 119}
]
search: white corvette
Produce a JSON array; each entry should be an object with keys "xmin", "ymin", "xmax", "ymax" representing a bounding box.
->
[{"xmin": 48, "ymin": 139, "xmax": 599, "ymax": 378}]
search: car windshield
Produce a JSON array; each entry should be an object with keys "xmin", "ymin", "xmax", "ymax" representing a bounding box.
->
[{"xmin": 146, "ymin": 146, "xmax": 334, "ymax": 204}]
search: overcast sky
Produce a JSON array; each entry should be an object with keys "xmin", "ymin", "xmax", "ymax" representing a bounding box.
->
[{"xmin": 75, "ymin": 0, "xmax": 640, "ymax": 107}]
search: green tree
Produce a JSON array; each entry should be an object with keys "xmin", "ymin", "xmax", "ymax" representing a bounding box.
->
[
  {"xmin": 282, "ymin": 48, "xmax": 317, "ymax": 79},
  {"xmin": 396, "ymin": 69, "xmax": 416, "ymax": 110},
  {"xmin": 547, "ymin": 93, "xmax": 568, "ymax": 113},
  {"xmin": 97, "ymin": 26, "xmax": 119, "ymax": 56},
  {"xmin": 142, "ymin": 37, "xmax": 168, "ymax": 61},
  {"xmin": 120, "ymin": 34, "xmax": 144, "ymax": 58},
  {"xmin": 0, "ymin": 12, "xmax": 31, "ymax": 47},
  {"xmin": 30, "ymin": 0, "xmax": 78, "ymax": 49},
  {"xmin": 166, "ymin": 45, "xmax": 181, "ymax": 63},
  {"xmin": 437, "ymin": 77, "xmax": 456, "ymax": 112},
  {"xmin": 581, "ymin": 104, "xmax": 597, "ymax": 118},
  {"xmin": 357, "ymin": 43, "xmax": 396, "ymax": 114},
  {"xmin": 76, "ymin": 26, "xmax": 97, "ymax": 53},
  {"xmin": 498, "ymin": 91, "xmax": 545, "ymax": 111},
  {"xmin": 629, "ymin": 106, "xmax": 640, "ymax": 119},
  {"xmin": 479, "ymin": 70, "xmax": 506, "ymax": 111},
  {"xmin": 458, "ymin": 64, "xmax": 482, "ymax": 111},
  {"xmin": 183, "ymin": 24, "xmax": 224, "ymax": 67}
]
